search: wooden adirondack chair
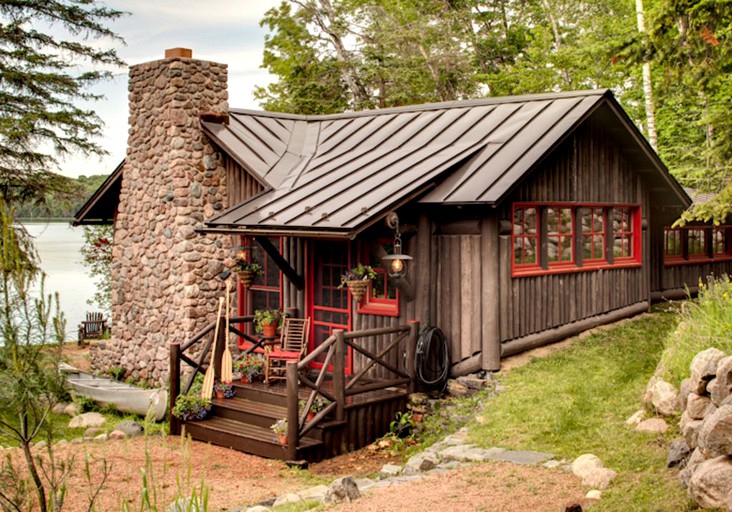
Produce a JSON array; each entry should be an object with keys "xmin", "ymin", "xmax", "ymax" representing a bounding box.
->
[
  {"xmin": 78, "ymin": 312, "xmax": 109, "ymax": 346},
  {"xmin": 264, "ymin": 317, "xmax": 310, "ymax": 384}
]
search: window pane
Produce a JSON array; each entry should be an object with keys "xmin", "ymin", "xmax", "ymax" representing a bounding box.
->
[
  {"xmin": 713, "ymin": 228, "xmax": 727, "ymax": 255},
  {"xmin": 593, "ymin": 208, "xmax": 604, "ymax": 232},
  {"xmin": 524, "ymin": 208, "xmax": 537, "ymax": 233},
  {"xmin": 547, "ymin": 207, "xmax": 573, "ymax": 263},
  {"xmin": 559, "ymin": 208, "xmax": 572, "ymax": 233},
  {"xmin": 514, "ymin": 209, "xmax": 523, "ymax": 235},
  {"xmin": 688, "ymin": 229, "xmax": 706, "ymax": 256},
  {"xmin": 593, "ymin": 235, "xmax": 604, "ymax": 259}
]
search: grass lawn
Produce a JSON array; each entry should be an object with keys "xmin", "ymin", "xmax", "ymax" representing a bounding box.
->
[{"xmin": 467, "ymin": 307, "xmax": 702, "ymax": 512}]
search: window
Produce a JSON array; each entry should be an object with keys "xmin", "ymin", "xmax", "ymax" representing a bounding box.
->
[
  {"xmin": 240, "ymin": 236, "xmax": 282, "ymax": 317},
  {"xmin": 357, "ymin": 241, "xmax": 399, "ymax": 316},
  {"xmin": 511, "ymin": 203, "xmax": 641, "ymax": 277},
  {"xmin": 513, "ymin": 207, "xmax": 540, "ymax": 268},
  {"xmin": 664, "ymin": 229, "xmax": 682, "ymax": 259},
  {"xmin": 687, "ymin": 229, "xmax": 707, "ymax": 258},
  {"xmin": 581, "ymin": 208, "xmax": 606, "ymax": 261},
  {"xmin": 663, "ymin": 226, "xmax": 732, "ymax": 265},
  {"xmin": 547, "ymin": 207, "xmax": 574, "ymax": 265},
  {"xmin": 713, "ymin": 228, "xmax": 729, "ymax": 257}
]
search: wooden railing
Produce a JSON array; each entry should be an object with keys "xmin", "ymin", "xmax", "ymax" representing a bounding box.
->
[
  {"xmin": 284, "ymin": 320, "xmax": 419, "ymax": 459},
  {"xmin": 169, "ymin": 315, "xmax": 261, "ymax": 435}
]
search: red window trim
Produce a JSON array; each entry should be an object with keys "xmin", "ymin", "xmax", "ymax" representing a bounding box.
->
[
  {"xmin": 664, "ymin": 226, "xmax": 732, "ymax": 266},
  {"xmin": 581, "ymin": 207, "xmax": 606, "ymax": 263},
  {"xmin": 512, "ymin": 205, "xmax": 541, "ymax": 271},
  {"xmin": 511, "ymin": 202, "xmax": 642, "ymax": 278},
  {"xmin": 237, "ymin": 236, "xmax": 283, "ymax": 318},
  {"xmin": 546, "ymin": 206, "xmax": 575, "ymax": 266},
  {"xmin": 356, "ymin": 242, "xmax": 400, "ymax": 317}
]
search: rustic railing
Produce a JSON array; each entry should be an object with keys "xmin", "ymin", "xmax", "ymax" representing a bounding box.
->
[
  {"xmin": 169, "ymin": 315, "xmax": 260, "ymax": 435},
  {"xmin": 284, "ymin": 320, "xmax": 419, "ymax": 460}
]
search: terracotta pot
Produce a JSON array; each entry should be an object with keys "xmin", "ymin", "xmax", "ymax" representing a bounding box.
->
[
  {"xmin": 307, "ymin": 411, "xmax": 316, "ymax": 422},
  {"xmin": 215, "ymin": 390, "xmax": 224, "ymax": 399},
  {"xmin": 262, "ymin": 321, "xmax": 278, "ymax": 338},
  {"xmin": 278, "ymin": 433, "xmax": 287, "ymax": 445},
  {"xmin": 237, "ymin": 270, "xmax": 254, "ymax": 289},
  {"xmin": 346, "ymin": 279, "xmax": 368, "ymax": 302},
  {"xmin": 240, "ymin": 374, "xmax": 250, "ymax": 384}
]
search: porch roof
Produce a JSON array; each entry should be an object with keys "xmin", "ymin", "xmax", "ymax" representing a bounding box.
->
[
  {"xmin": 72, "ymin": 160, "xmax": 125, "ymax": 226},
  {"xmin": 203, "ymin": 90, "xmax": 690, "ymax": 238}
]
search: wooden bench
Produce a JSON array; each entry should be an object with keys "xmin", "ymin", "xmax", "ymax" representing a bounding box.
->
[{"xmin": 78, "ymin": 312, "xmax": 109, "ymax": 346}]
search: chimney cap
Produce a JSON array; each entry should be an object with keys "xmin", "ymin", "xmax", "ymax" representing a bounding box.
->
[{"xmin": 165, "ymin": 48, "xmax": 192, "ymax": 59}]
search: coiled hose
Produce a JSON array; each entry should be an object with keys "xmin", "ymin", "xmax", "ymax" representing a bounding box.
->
[{"xmin": 414, "ymin": 326, "xmax": 450, "ymax": 390}]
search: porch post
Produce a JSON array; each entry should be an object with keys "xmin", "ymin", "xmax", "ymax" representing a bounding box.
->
[
  {"xmin": 285, "ymin": 362, "xmax": 299, "ymax": 460},
  {"xmin": 169, "ymin": 342, "xmax": 181, "ymax": 436},
  {"xmin": 333, "ymin": 329, "xmax": 346, "ymax": 422},
  {"xmin": 407, "ymin": 320, "xmax": 420, "ymax": 394},
  {"xmin": 213, "ymin": 315, "xmax": 225, "ymax": 380}
]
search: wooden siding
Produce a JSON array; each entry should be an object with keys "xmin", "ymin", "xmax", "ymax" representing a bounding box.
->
[
  {"xmin": 224, "ymin": 153, "xmax": 265, "ymax": 207},
  {"xmin": 497, "ymin": 118, "xmax": 650, "ymax": 343}
]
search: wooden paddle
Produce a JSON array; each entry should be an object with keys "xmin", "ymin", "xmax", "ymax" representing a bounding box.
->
[
  {"xmin": 201, "ymin": 297, "xmax": 224, "ymax": 400},
  {"xmin": 220, "ymin": 279, "xmax": 233, "ymax": 383}
]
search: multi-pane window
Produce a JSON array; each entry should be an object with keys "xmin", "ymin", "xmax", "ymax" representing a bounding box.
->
[
  {"xmin": 357, "ymin": 241, "xmax": 399, "ymax": 316},
  {"xmin": 513, "ymin": 207, "xmax": 539, "ymax": 267},
  {"xmin": 243, "ymin": 236, "xmax": 282, "ymax": 314},
  {"xmin": 687, "ymin": 229, "xmax": 706, "ymax": 257},
  {"xmin": 512, "ymin": 203, "xmax": 640, "ymax": 276},
  {"xmin": 713, "ymin": 228, "xmax": 728, "ymax": 257},
  {"xmin": 663, "ymin": 226, "xmax": 732, "ymax": 263},
  {"xmin": 581, "ymin": 208, "xmax": 605, "ymax": 261},
  {"xmin": 547, "ymin": 207, "xmax": 573, "ymax": 264},
  {"xmin": 664, "ymin": 229, "xmax": 682, "ymax": 259}
]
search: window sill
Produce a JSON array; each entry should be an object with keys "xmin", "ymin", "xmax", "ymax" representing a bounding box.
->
[
  {"xmin": 665, "ymin": 256, "xmax": 732, "ymax": 267},
  {"xmin": 512, "ymin": 261, "xmax": 642, "ymax": 278},
  {"xmin": 357, "ymin": 301, "xmax": 400, "ymax": 317}
]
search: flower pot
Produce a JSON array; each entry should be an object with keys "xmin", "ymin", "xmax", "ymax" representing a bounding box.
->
[
  {"xmin": 237, "ymin": 270, "xmax": 255, "ymax": 289},
  {"xmin": 240, "ymin": 374, "xmax": 250, "ymax": 384},
  {"xmin": 278, "ymin": 433, "xmax": 287, "ymax": 445},
  {"xmin": 262, "ymin": 321, "xmax": 278, "ymax": 338},
  {"xmin": 307, "ymin": 411, "xmax": 316, "ymax": 422},
  {"xmin": 215, "ymin": 390, "xmax": 224, "ymax": 399},
  {"xmin": 346, "ymin": 280, "xmax": 368, "ymax": 302}
]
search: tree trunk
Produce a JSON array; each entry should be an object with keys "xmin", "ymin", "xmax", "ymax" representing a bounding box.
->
[
  {"xmin": 21, "ymin": 419, "xmax": 47, "ymax": 512},
  {"xmin": 635, "ymin": 0, "xmax": 658, "ymax": 151}
]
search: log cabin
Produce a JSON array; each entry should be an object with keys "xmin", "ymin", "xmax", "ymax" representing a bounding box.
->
[{"xmin": 74, "ymin": 49, "xmax": 732, "ymax": 460}]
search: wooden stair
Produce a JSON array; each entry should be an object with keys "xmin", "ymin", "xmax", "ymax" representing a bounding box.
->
[{"xmin": 180, "ymin": 381, "xmax": 341, "ymax": 462}]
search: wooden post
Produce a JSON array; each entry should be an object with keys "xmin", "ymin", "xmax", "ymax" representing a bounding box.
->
[
  {"xmin": 333, "ymin": 329, "xmax": 346, "ymax": 422},
  {"xmin": 481, "ymin": 216, "xmax": 501, "ymax": 371},
  {"xmin": 285, "ymin": 362, "xmax": 299, "ymax": 461},
  {"xmin": 169, "ymin": 342, "xmax": 181, "ymax": 436},
  {"xmin": 213, "ymin": 315, "xmax": 225, "ymax": 380},
  {"xmin": 407, "ymin": 320, "xmax": 419, "ymax": 393}
]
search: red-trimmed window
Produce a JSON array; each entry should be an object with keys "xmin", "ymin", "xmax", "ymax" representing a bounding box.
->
[
  {"xmin": 240, "ymin": 236, "xmax": 283, "ymax": 316},
  {"xmin": 664, "ymin": 229, "xmax": 682, "ymax": 259},
  {"xmin": 512, "ymin": 206, "xmax": 540, "ymax": 268},
  {"xmin": 581, "ymin": 207, "xmax": 605, "ymax": 261},
  {"xmin": 611, "ymin": 207, "xmax": 634, "ymax": 259},
  {"xmin": 357, "ymin": 241, "xmax": 399, "ymax": 317},
  {"xmin": 713, "ymin": 227, "xmax": 729, "ymax": 257},
  {"xmin": 547, "ymin": 207, "xmax": 574, "ymax": 265},
  {"xmin": 687, "ymin": 229, "xmax": 707, "ymax": 259}
]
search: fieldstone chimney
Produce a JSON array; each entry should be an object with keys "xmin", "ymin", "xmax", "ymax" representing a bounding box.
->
[{"xmin": 93, "ymin": 49, "xmax": 230, "ymax": 385}]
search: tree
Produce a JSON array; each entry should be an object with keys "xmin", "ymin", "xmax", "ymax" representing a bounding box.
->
[{"xmin": 0, "ymin": 0, "xmax": 125, "ymax": 204}]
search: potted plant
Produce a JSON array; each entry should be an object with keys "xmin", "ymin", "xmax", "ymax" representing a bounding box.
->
[
  {"xmin": 254, "ymin": 309, "xmax": 284, "ymax": 338},
  {"xmin": 300, "ymin": 396, "xmax": 330, "ymax": 422},
  {"xmin": 270, "ymin": 418, "xmax": 288, "ymax": 445},
  {"xmin": 225, "ymin": 253, "xmax": 263, "ymax": 289},
  {"xmin": 338, "ymin": 263, "xmax": 377, "ymax": 302},
  {"xmin": 172, "ymin": 394, "xmax": 211, "ymax": 421},
  {"xmin": 234, "ymin": 353, "xmax": 264, "ymax": 383},
  {"xmin": 213, "ymin": 379, "xmax": 235, "ymax": 399}
]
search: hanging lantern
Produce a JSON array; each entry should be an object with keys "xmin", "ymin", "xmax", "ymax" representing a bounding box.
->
[{"xmin": 382, "ymin": 213, "xmax": 413, "ymax": 279}]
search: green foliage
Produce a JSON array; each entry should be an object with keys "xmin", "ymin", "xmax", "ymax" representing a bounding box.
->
[
  {"xmin": 270, "ymin": 418, "xmax": 288, "ymax": 435},
  {"xmin": 339, "ymin": 263, "xmax": 377, "ymax": 286},
  {"xmin": 16, "ymin": 174, "xmax": 110, "ymax": 219},
  {"xmin": 254, "ymin": 308, "xmax": 284, "ymax": 333},
  {"xmin": 656, "ymin": 276, "xmax": 732, "ymax": 386},
  {"xmin": 388, "ymin": 411, "xmax": 415, "ymax": 439},
  {"xmin": 80, "ymin": 224, "xmax": 113, "ymax": 312},
  {"xmin": 172, "ymin": 394, "xmax": 212, "ymax": 421},
  {"xmin": 234, "ymin": 353, "xmax": 264, "ymax": 379}
]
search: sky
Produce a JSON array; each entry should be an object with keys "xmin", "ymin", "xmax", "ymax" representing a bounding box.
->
[{"xmin": 58, "ymin": 0, "xmax": 283, "ymax": 178}]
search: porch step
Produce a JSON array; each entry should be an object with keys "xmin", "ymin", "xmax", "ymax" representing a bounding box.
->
[
  {"xmin": 211, "ymin": 396, "xmax": 285, "ymax": 430},
  {"xmin": 232, "ymin": 381, "xmax": 287, "ymax": 406},
  {"xmin": 182, "ymin": 417, "xmax": 323, "ymax": 461}
]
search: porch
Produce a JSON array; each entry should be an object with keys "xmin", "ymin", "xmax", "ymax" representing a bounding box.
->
[{"xmin": 169, "ymin": 315, "xmax": 420, "ymax": 462}]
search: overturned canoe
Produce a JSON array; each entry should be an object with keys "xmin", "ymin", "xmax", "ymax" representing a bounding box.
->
[{"xmin": 61, "ymin": 365, "xmax": 167, "ymax": 421}]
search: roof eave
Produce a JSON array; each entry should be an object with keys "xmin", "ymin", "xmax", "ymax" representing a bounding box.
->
[{"xmin": 71, "ymin": 159, "xmax": 125, "ymax": 226}]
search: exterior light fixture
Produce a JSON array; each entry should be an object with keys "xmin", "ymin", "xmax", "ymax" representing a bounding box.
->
[{"xmin": 382, "ymin": 212, "xmax": 413, "ymax": 279}]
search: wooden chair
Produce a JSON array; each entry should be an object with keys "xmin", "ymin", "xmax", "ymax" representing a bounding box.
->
[
  {"xmin": 78, "ymin": 312, "xmax": 109, "ymax": 346},
  {"xmin": 264, "ymin": 317, "xmax": 310, "ymax": 384}
]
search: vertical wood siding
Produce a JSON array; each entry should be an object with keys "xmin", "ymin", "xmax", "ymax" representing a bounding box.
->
[{"xmin": 225, "ymin": 154, "xmax": 265, "ymax": 206}]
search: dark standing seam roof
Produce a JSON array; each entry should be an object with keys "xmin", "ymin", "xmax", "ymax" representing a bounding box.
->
[{"xmin": 202, "ymin": 89, "xmax": 690, "ymax": 238}]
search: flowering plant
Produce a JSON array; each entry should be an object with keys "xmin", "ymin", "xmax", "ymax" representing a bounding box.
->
[
  {"xmin": 270, "ymin": 418, "xmax": 288, "ymax": 435},
  {"xmin": 172, "ymin": 394, "xmax": 211, "ymax": 421},
  {"xmin": 213, "ymin": 379, "xmax": 235, "ymax": 398},
  {"xmin": 234, "ymin": 353, "xmax": 264, "ymax": 379},
  {"xmin": 338, "ymin": 263, "xmax": 376, "ymax": 287},
  {"xmin": 223, "ymin": 254, "xmax": 264, "ymax": 275}
]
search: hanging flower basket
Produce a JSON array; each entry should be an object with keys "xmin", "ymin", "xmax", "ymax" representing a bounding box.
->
[
  {"xmin": 237, "ymin": 269, "xmax": 255, "ymax": 289},
  {"xmin": 339, "ymin": 264, "xmax": 376, "ymax": 303},
  {"xmin": 345, "ymin": 279, "xmax": 368, "ymax": 301}
]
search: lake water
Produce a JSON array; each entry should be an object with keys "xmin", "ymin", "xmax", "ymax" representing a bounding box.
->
[{"xmin": 20, "ymin": 221, "xmax": 99, "ymax": 341}]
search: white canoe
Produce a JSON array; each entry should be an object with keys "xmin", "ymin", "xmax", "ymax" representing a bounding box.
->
[{"xmin": 61, "ymin": 365, "xmax": 167, "ymax": 421}]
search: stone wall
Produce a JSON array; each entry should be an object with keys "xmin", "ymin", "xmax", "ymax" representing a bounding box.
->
[{"xmin": 91, "ymin": 52, "xmax": 230, "ymax": 386}]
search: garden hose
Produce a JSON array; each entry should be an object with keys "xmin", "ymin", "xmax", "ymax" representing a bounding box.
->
[{"xmin": 414, "ymin": 326, "xmax": 450, "ymax": 391}]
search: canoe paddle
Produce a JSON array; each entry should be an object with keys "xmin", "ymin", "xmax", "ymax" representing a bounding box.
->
[
  {"xmin": 201, "ymin": 296, "xmax": 224, "ymax": 400},
  {"xmin": 221, "ymin": 279, "xmax": 233, "ymax": 383}
]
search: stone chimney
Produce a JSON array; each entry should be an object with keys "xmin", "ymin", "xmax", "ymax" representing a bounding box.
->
[{"xmin": 96, "ymin": 49, "xmax": 230, "ymax": 385}]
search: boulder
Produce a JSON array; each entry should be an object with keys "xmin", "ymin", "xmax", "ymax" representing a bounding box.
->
[
  {"xmin": 680, "ymin": 448, "xmax": 706, "ymax": 488},
  {"xmin": 687, "ymin": 393, "xmax": 712, "ymax": 420},
  {"xmin": 323, "ymin": 476, "xmax": 361, "ymax": 505},
  {"xmin": 667, "ymin": 439, "xmax": 692, "ymax": 468},
  {"xmin": 688, "ymin": 455, "xmax": 732, "ymax": 509},
  {"xmin": 698, "ymin": 404, "xmax": 732, "ymax": 458},
  {"xmin": 585, "ymin": 490, "xmax": 602, "ymax": 500},
  {"xmin": 581, "ymin": 467, "xmax": 617, "ymax": 489},
  {"xmin": 406, "ymin": 451, "xmax": 440, "ymax": 472},
  {"xmin": 83, "ymin": 427, "xmax": 103, "ymax": 439},
  {"xmin": 679, "ymin": 378, "xmax": 693, "ymax": 411},
  {"xmin": 109, "ymin": 430, "xmax": 127, "ymax": 440},
  {"xmin": 709, "ymin": 378, "xmax": 721, "ymax": 406},
  {"xmin": 571, "ymin": 454, "xmax": 604, "ymax": 476},
  {"xmin": 714, "ymin": 357, "xmax": 732, "ymax": 406},
  {"xmin": 690, "ymin": 348, "xmax": 727, "ymax": 394},
  {"xmin": 115, "ymin": 420, "xmax": 144, "ymax": 438},
  {"xmin": 456, "ymin": 374, "xmax": 493, "ymax": 390},
  {"xmin": 648, "ymin": 380, "xmax": 679, "ymax": 416},
  {"xmin": 680, "ymin": 412, "xmax": 704, "ymax": 449},
  {"xmin": 52, "ymin": 403, "xmax": 69, "ymax": 415},
  {"xmin": 636, "ymin": 418, "xmax": 669, "ymax": 434},
  {"xmin": 69, "ymin": 412, "xmax": 106, "ymax": 429},
  {"xmin": 64, "ymin": 403, "xmax": 81, "ymax": 417},
  {"xmin": 379, "ymin": 464, "xmax": 402, "ymax": 478}
]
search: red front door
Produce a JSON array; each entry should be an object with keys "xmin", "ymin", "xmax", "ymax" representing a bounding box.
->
[{"xmin": 308, "ymin": 239, "xmax": 352, "ymax": 374}]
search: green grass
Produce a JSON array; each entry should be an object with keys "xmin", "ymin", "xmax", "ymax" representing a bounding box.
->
[{"xmin": 466, "ymin": 309, "xmax": 700, "ymax": 512}]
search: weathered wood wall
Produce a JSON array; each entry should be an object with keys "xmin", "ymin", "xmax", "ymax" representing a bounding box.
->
[
  {"xmin": 224, "ymin": 154, "xmax": 265, "ymax": 206},
  {"xmin": 497, "ymin": 118, "xmax": 650, "ymax": 344}
]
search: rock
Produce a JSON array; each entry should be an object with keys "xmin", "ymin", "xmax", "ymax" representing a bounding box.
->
[
  {"xmin": 439, "ymin": 445, "xmax": 506, "ymax": 463},
  {"xmin": 688, "ymin": 455, "xmax": 732, "ymax": 508},
  {"xmin": 52, "ymin": 403, "xmax": 69, "ymax": 415},
  {"xmin": 379, "ymin": 464, "xmax": 402, "ymax": 478},
  {"xmin": 64, "ymin": 403, "xmax": 81, "ymax": 417},
  {"xmin": 581, "ymin": 468, "xmax": 617, "ymax": 489},
  {"xmin": 83, "ymin": 427, "xmax": 103, "ymax": 439},
  {"xmin": 680, "ymin": 412, "xmax": 704, "ymax": 449},
  {"xmin": 571, "ymin": 454, "xmax": 605, "ymax": 478},
  {"xmin": 625, "ymin": 409, "xmax": 646, "ymax": 426},
  {"xmin": 298, "ymin": 485, "xmax": 329, "ymax": 500},
  {"xmin": 679, "ymin": 378, "xmax": 693, "ymax": 411},
  {"xmin": 564, "ymin": 503, "xmax": 583, "ymax": 512},
  {"xmin": 585, "ymin": 490, "xmax": 602, "ymax": 500},
  {"xmin": 94, "ymin": 433, "xmax": 108, "ymax": 442},
  {"xmin": 115, "ymin": 420, "xmax": 144, "ymax": 438},
  {"xmin": 109, "ymin": 430, "xmax": 127, "ymax": 440},
  {"xmin": 323, "ymin": 476, "xmax": 361, "ymax": 505},
  {"xmin": 69, "ymin": 412, "xmax": 106, "ymax": 429},
  {"xmin": 446, "ymin": 379, "xmax": 470, "ymax": 397},
  {"xmin": 272, "ymin": 493, "xmax": 302, "ymax": 507},
  {"xmin": 667, "ymin": 439, "xmax": 692, "ymax": 468},
  {"xmin": 698, "ymin": 404, "xmax": 732, "ymax": 457},
  {"xmin": 456, "ymin": 374, "xmax": 492, "ymax": 390},
  {"xmin": 485, "ymin": 450, "xmax": 554, "ymax": 466},
  {"xmin": 544, "ymin": 460, "xmax": 562, "ymax": 469},
  {"xmin": 636, "ymin": 418, "xmax": 669, "ymax": 434},
  {"xmin": 680, "ymin": 448, "xmax": 706, "ymax": 488},
  {"xmin": 406, "ymin": 452, "xmax": 440, "ymax": 472},
  {"xmin": 648, "ymin": 380, "xmax": 679, "ymax": 416},
  {"xmin": 709, "ymin": 378, "xmax": 721, "ymax": 405},
  {"xmin": 714, "ymin": 357, "xmax": 732, "ymax": 406},
  {"xmin": 687, "ymin": 393, "xmax": 712, "ymax": 420},
  {"xmin": 408, "ymin": 393, "xmax": 429, "ymax": 405},
  {"xmin": 690, "ymin": 348, "xmax": 727, "ymax": 394}
]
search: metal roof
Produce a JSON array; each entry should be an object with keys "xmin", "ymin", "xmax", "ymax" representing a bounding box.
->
[
  {"xmin": 207, "ymin": 90, "xmax": 648, "ymax": 237},
  {"xmin": 72, "ymin": 160, "xmax": 125, "ymax": 226}
]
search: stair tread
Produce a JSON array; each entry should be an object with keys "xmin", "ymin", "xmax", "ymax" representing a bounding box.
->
[
  {"xmin": 185, "ymin": 416, "xmax": 322, "ymax": 448},
  {"xmin": 211, "ymin": 396, "xmax": 286, "ymax": 417}
]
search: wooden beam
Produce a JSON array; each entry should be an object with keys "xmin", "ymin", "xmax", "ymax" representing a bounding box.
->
[{"xmin": 254, "ymin": 236, "xmax": 304, "ymax": 290}]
